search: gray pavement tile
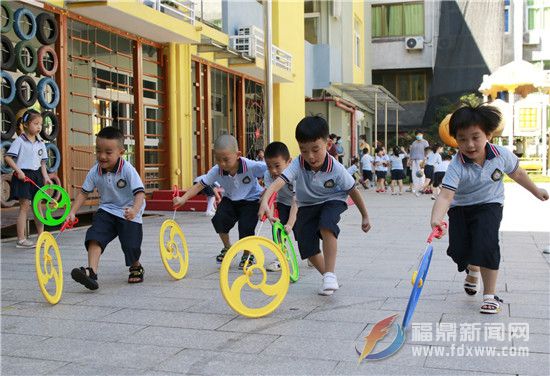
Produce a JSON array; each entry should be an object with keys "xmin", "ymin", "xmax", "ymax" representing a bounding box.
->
[
  {"xmin": 513, "ymin": 333, "xmax": 550, "ymax": 354},
  {"xmin": 78, "ymin": 294, "xmax": 201, "ymax": 312},
  {"xmin": 334, "ymin": 361, "xmax": 512, "ymax": 375},
  {"xmin": 0, "ymin": 333, "xmax": 50, "ymax": 356},
  {"xmin": 120, "ymin": 326, "xmax": 278, "ymax": 353},
  {"xmin": 155, "ymin": 348, "xmax": 338, "ymax": 375},
  {"xmin": 2, "ymin": 289, "xmax": 92, "ymax": 305},
  {"xmin": 97, "ymin": 308, "xmax": 235, "ymax": 330},
  {"xmin": 0, "ymin": 355, "xmax": 67, "ymax": 375},
  {"xmin": 441, "ymin": 313, "xmax": 550, "ymax": 335},
  {"xmin": 9, "ymin": 337, "xmax": 182, "ymax": 369},
  {"xmin": 510, "ymin": 303, "xmax": 550, "ymax": 320},
  {"xmin": 1, "ymin": 302, "xmax": 120, "ymax": 320}
]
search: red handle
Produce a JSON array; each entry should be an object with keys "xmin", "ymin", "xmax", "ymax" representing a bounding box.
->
[
  {"xmin": 261, "ymin": 192, "xmax": 278, "ymax": 222},
  {"xmin": 427, "ymin": 221, "xmax": 447, "ymax": 243},
  {"xmin": 172, "ymin": 185, "xmax": 179, "ymax": 198},
  {"xmin": 60, "ymin": 218, "xmax": 79, "ymax": 233}
]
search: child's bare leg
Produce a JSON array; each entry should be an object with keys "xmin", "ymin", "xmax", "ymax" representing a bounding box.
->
[
  {"xmin": 308, "ymin": 253, "xmax": 325, "ymax": 274},
  {"xmin": 390, "ymin": 180, "xmax": 396, "ymax": 193},
  {"xmin": 320, "ymin": 228, "xmax": 337, "ymax": 273},
  {"xmin": 219, "ymin": 233, "xmax": 231, "ymax": 248},
  {"xmin": 32, "ymin": 208, "xmax": 44, "ymax": 236},
  {"xmin": 480, "ymin": 267, "xmax": 498, "ymax": 295},
  {"xmin": 86, "ymin": 241, "xmax": 102, "ymax": 273},
  {"xmin": 17, "ymin": 199, "xmax": 30, "ymax": 240},
  {"xmin": 398, "ymin": 180, "xmax": 403, "ymax": 193}
]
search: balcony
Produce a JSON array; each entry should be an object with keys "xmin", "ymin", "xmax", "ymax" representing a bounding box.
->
[
  {"xmin": 228, "ymin": 30, "xmax": 293, "ymax": 83},
  {"xmin": 67, "ymin": 0, "xmax": 200, "ymax": 44}
]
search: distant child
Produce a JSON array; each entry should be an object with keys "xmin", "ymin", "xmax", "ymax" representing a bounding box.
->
[
  {"xmin": 431, "ymin": 104, "xmax": 548, "ymax": 314},
  {"xmin": 374, "ymin": 147, "xmax": 389, "ymax": 193},
  {"xmin": 4, "ymin": 109, "xmax": 52, "ymax": 248},
  {"xmin": 263, "ymin": 141, "xmax": 298, "ymax": 272},
  {"xmin": 360, "ymin": 148, "xmax": 374, "ymax": 189},
  {"xmin": 193, "ymin": 174, "xmax": 220, "ymax": 217},
  {"xmin": 68, "ymin": 127, "xmax": 146, "ymax": 290},
  {"xmin": 255, "ymin": 149, "xmax": 265, "ymax": 162},
  {"xmin": 259, "ymin": 116, "xmax": 371, "ymax": 296},
  {"xmin": 422, "ymin": 144, "xmax": 443, "ymax": 194},
  {"xmin": 431, "ymin": 153, "xmax": 452, "ymax": 200},
  {"xmin": 174, "ymin": 134, "xmax": 267, "ymax": 268},
  {"xmin": 389, "ymin": 146, "xmax": 406, "ymax": 195},
  {"xmin": 347, "ymin": 157, "xmax": 361, "ymax": 186}
]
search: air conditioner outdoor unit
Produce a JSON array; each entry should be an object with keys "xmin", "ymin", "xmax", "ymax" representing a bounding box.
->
[
  {"xmin": 405, "ymin": 36, "xmax": 424, "ymax": 50},
  {"xmin": 523, "ymin": 31, "xmax": 540, "ymax": 45}
]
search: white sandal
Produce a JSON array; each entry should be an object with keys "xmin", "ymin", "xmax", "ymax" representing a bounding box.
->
[
  {"xmin": 464, "ymin": 269, "xmax": 480, "ymax": 296},
  {"xmin": 480, "ymin": 295, "xmax": 503, "ymax": 314},
  {"xmin": 16, "ymin": 239, "xmax": 35, "ymax": 248}
]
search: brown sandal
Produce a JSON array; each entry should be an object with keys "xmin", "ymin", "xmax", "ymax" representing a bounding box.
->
[{"xmin": 128, "ymin": 265, "xmax": 144, "ymax": 284}]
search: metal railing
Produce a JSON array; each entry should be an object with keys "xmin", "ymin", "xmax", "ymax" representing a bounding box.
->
[
  {"xmin": 229, "ymin": 34, "xmax": 292, "ymax": 72},
  {"xmin": 142, "ymin": 0, "xmax": 195, "ymax": 25}
]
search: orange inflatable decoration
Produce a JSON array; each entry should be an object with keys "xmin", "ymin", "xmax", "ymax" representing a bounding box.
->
[{"xmin": 438, "ymin": 114, "xmax": 458, "ymax": 148}]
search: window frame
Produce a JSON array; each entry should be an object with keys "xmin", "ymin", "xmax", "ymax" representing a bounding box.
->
[{"xmin": 371, "ymin": 1, "xmax": 425, "ymax": 38}]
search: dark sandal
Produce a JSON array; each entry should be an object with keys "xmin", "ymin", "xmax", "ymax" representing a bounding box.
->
[
  {"xmin": 128, "ymin": 265, "xmax": 144, "ymax": 283},
  {"xmin": 71, "ymin": 267, "xmax": 98, "ymax": 290}
]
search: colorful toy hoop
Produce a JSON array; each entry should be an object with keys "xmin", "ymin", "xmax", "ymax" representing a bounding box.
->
[
  {"xmin": 272, "ymin": 221, "xmax": 299, "ymax": 283},
  {"xmin": 35, "ymin": 232, "xmax": 63, "ymax": 304},
  {"xmin": 159, "ymin": 219, "xmax": 189, "ymax": 280},
  {"xmin": 219, "ymin": 236, "xmax": 290, "ymax": 318},
  {"xmin": 32, "ymin": 183, "xmax": 70, "ymax": 226}
]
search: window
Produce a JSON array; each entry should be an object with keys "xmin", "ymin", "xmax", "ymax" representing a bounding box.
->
[
  {"xmin": 526, "ymin": 0, "xmax": 550, "ymax": 31},
  {"xmin": 373, "ymin": 70, "xmax": 427, "ymax": 102},
  {"xmin": 372, "ymin": 2, "xmax": 424, "ymax": 38},
  {"xmin": 305, "ymin": 1, "xmax": 320, "ymax": 44},
  {"xmin": 504, "ymin": 0, "xmax": 510, "ymax": 33},
  {"xmin": 354, "ymin": 17, "xmax": 361, "ymax": 67}
]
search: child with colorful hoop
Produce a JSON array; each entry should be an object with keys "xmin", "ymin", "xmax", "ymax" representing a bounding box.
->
[{"xmin": 4, "ymin": 109, "xmax": 52, "ymax": 248}]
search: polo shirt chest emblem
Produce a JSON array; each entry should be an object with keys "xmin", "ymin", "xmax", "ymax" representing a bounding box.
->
[
  {"xmin": 38, "ymin": 149, "xmax": 43, "ymax": 156},
  {"xmin": 324, "ymin": 179, "xmax": 335, "ymax": 188},
  {"xmin": 116, "ymin": 179, "xmax": 127, "ymax": 188},
  {"xmin": 287, "ymin": 183, "xmax": 293, "ymax": 191},
  {"xmin": 491, "ymin": 168, "xmax": 503, "ymax": 182},
  {"xmin": 242, "ymin": 176, "xmax": 251, "ymax": 184}
]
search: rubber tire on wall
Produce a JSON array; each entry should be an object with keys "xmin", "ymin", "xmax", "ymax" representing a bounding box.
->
[
  {"xmin": 1, "ymin": 174, "xmax": 17, "ymax": 207},
  {"xmin": 36, "ymin": 13, "xmax": 58, "ymax": 45},
  {"xmin": 13, "ymin": 8, "xmax": 37, "ymax": 41},
  {"xmin": 15, "ymin": 75, "xmax": 38, "ymax": 108},
  {"xmin": 1, "ymin": 140, "xmax": 13, "ymax": 174},
  {"xmin": 36, "ymin": 45, "xmax": 58, "ymax": 76},
  {"xmin": 1, "ymin": 35, "xmax": 16, "ymax": 71},
  {"xmin": 1, "ymin": 3, "xmax": 14, "ymax": 33},
  {"xmin": 40, "ymin": 111, "xmax": 59, "ymax": 142},
  {"xmin": 15, "ymin": 41, "xmax": 38, "ymax": 74},
  {"xmin": 0, "ymin": 71, "xmax": 16, "ymax": 105},
  {"xmin": 1, "ymin": 105, "xmax": 17, "ymax": 140},
  {"xmin": 37, "ymin": 77, "xmax": 60, "ymax": 109},
  {"xmin": 45, "ymin": 142, "xmax": 60, "ymax": 173}
]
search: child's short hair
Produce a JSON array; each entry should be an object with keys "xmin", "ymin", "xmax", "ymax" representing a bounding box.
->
[
  {"xmin": 18, "ymin": 109, "xmax": 41, "ymax": 134},
  {"xmin": 431, "ymin": 144, "xmax": 441, "ymax": 153},
  {"xmin": 442, "ymin": 153, "xmax": 453, "ymax": 161},
  {"xmin": 214, "ymin": 134, "xmax": 238, "ymax": 152},
  {"xmin": 265, "ymin": 141, "xmax": 290, "ymax": 161},
  {"xmin": 424, "ymin": 146, "xmax": 431, "ymax": 152},
  {"xmin": 392, "ymin": 146, "xmax": 401, "ymax": 156},
  {"xmin": 97, "ymin": 126, "xmax": 125, "ymax": 148},
  {"xmin": 362, "ymin": 148, "xmax": 368, "ymax": 154},
  {"xmin": 415, "ymin": 129, "xmax": 423, "ymax": 135},
  {"xmin": 350, "ymin": 157, "xmax": 359, "ymax": 165},
  {"xmin": 375, "ymin": 147, "xmax": 384, "ymax": 154},
  {"xmin": 295, "ymin": 116, "xmax": 329, "ymax": 143},
  {"xmin": 449, "ymin": 103, "xmax": 501, "ymax": 137}
]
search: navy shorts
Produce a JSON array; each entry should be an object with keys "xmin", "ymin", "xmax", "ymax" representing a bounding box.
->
[
  {"xmin": 277, "ymin": 202, "xmax": 291, "ymax": 225},
  {"xmin": 424, "ymin": 165, "xmax": 435, "ymax": 180},
  {"xmin": 85, "ymin": 209, "xmax": 143, "ymax": 266},
  {"xmin": 211, "ymin": 197, "xmax": 259, "ymax": 239},
  {"xmin": 9, "ymin": 169, "xmax": 44, "ymax": 201},
  {"xmin": 375, "ymin": 171, "xmax": 387, "ymax": 180},
  {"xmin": 390, "ymin": 169, "xmax": 404, "ymax": 181},
  {"xmin": 362, "ymin": 170, "xmax": 373, "ymax": 181},
  {"xmin": 294, "ymin": 200, "xmax": 348, "ymax": 260},
  {"xmin": 447, "ymin": 203, "xmax": 503, "ymax": 272},
  {"xmin": 432, "ymin": 171, "xmax": 445, "ymax": 187}
]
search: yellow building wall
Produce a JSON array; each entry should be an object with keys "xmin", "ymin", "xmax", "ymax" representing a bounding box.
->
[
  {"xmin": 272, "ymin": 0, "xmax": 305, "ymax": 157},
  {"xmin": 352, "ymin": 0, "xmax": 365, "ymax": 84}
]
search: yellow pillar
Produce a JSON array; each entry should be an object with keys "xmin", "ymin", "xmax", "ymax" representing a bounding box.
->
[
  {"xmin": 272, "ymin": 0, "xmax": 305, "ymax": 157},
  {"xmin": 167, "ymin": 43, "xmax": 194, "ymax": 187}
]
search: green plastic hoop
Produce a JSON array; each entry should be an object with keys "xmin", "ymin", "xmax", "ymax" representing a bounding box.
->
[
  {"xmin": 32, "ymin": 184, "xmax": 71, "ymax": 226},
  {"xmin": 272, "ymin": 221, "xmax": 300, "ymax": 283}
]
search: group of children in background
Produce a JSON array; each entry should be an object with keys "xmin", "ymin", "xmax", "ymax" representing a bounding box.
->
[{"xmin": 6, "ymin": 104, "xmax": 548, "ymax": 314}]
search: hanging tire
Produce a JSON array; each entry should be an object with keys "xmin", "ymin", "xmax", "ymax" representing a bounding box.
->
[
  {"xmin": 15, "ymin": 75, "xmax": 38, "ymax": 107},
  {"xmin": 36, "ymin": 45, "xmax": 58, "ymax": 76},
  {"xmin": 1, "ymin": 105, "xmax": 17, "ymax": 140},
  {"xmin": 1, "ymin": 140, "xmax": 14, "ymax": 174},
  {"xmin": 36, "ymin": 13, "xmax": 58, "ymax": 45},
  {"xmin": 1, "ymin": 3, "xmax": 14, "ymax": 34},
  {"xmin": 45, "ymin": 142, "xmax": 61, "ymax": 173},
  {"xmin": 13, "ymin": 8, "xmax": 37, "ymax": 41},
  {"xmin": 40, "ymin": 111, "xmax": 59, "ymax": 141},
  {"xmin": 15, "ymin": 41, "xmax": 38, "ymax": 74},
  {"xmin": 1, "ymin": 174, "xmax": 17, "ymax": 207},
  {"xmin": 1, "ymin": 35, "xmax": 16, "ymax": 71},
  {"xmin": 37, "ymin": 77, "xmax": 60, "ymax": 109},
  {"xmin": 1, "ymin": 71, "xmax": 16, "ymax": 105}
]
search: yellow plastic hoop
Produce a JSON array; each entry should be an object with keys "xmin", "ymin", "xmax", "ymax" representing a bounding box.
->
[
  {"xmin": 35, "ymin": 232, "xmax": 63, "ymax": 305},
  {"xmin": 159, "ymin": 219, "xmax": 189, "ymax": 280},
  {"xmin": 219, "ymin": 236, "xmax": 290, "ymax": 318}
]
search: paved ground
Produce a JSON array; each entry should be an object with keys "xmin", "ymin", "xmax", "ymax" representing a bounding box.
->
[{"xmin": 1, "ymin": 183, "xmax": 549, "ymax": 375}]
